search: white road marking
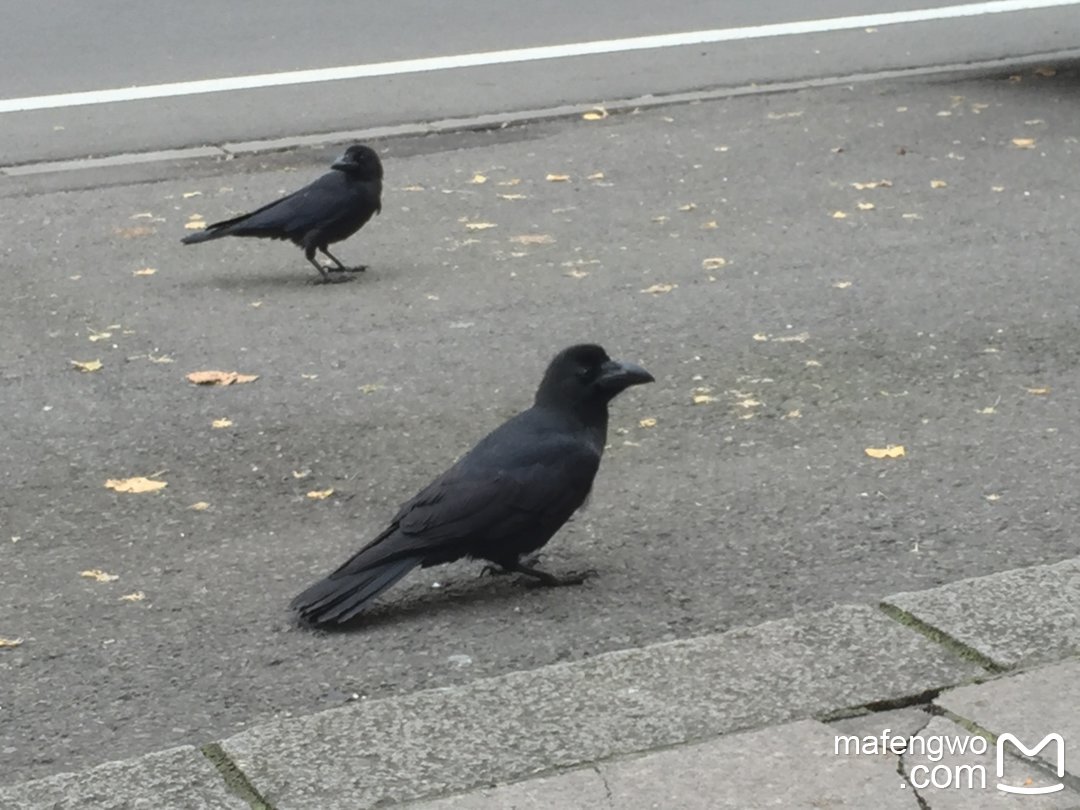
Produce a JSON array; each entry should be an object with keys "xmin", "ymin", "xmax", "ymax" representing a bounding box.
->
[{"xmin": 1, "ymin": 0, "xmax": 1077, "ymax": 113}]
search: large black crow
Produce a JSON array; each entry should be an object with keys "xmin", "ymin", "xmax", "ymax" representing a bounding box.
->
[
  {"xmin": 181, "ymin": 144, "xmax": 382, "ymax": 283},
  {"xmin": 292, "ymin": 344, "xmax": 653, "ymax": 625}
]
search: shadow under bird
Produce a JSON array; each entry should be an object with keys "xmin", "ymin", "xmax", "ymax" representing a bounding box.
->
[
  {"xmin": 180, "ymin": 144, "xmax": 383, "ymax": 284},
  {"xmin": 292, "ymin": 344, "xmax": 654, "ymax": 626}
]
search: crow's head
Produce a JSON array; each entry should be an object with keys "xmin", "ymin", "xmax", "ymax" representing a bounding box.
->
[
  {"xmin": 535, "ymin": 344, "xmax": 653, "ymax": 413},
  {"xmin": 332, "ymin": 144, "xmax": 384, "ymax": 181}
]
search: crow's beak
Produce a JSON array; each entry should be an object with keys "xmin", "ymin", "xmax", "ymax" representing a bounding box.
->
[
  {"xmin": 331, "ymin": 153, "xmax": 355, "ymax": 170},
  {"xmin": 597, "ymin": 359, "xmax": 654, "ymax": 391}
]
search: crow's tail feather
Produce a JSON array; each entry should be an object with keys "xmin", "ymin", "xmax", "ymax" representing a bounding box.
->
[
  {"xmin": 180, "ymin": 226, "xmax": 228, "ymax": 244},
  {"xmin": 291, "ymin": 556, "xmax": 421, "ymax": 626}
]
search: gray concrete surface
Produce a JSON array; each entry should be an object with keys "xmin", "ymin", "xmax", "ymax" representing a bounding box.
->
[
  {"xmin": 885, "ymin": 557, "xmax": 1080, "ymax": 668},
  {"xmin": 219, "ymin": 605, "xmax": 978, "ymax": 808},
  {"xmin": 937, "ymin": 660, "xmax": 1080, "ymax": 789},
  {"xmin": 2, "ymin": 3, "xmax": 1079, "ymax": 164},
  {"xmin": 5, "ymin": 63, "xmax": 1080, "ymax": 783},
  {"xmin": 0, "ymin": 746, "xmax": 246, "ymax": 810}
]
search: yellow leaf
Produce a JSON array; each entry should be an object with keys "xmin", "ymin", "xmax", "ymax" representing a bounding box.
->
[
  {"xmin": 865, "ymin": 445, "xmax": 905, "ymax": 459},
  {"xmin": 120, "ymin": 591, "xmax": 146, "ymax": 602},
  {"xmin": 1034, "ymin": 66, "xmax": 1057, "ymax": 77},
  {"xmin": 806, "ymin": 359, "xmax": 822, "ymax": 367},
  {"xmin": 985, "ymin": 493, "xmax": 1002, "ymax": 502},
  {"xmin": 464, "ymin": 222, "xmax": 497, "ymax": 231},
  {"xmin": 752, "ymin": 333, "xmax": 769, "ymax": 342},
  {"xmin": 307, "ymin": 488, "xmax": 335, "ymax": 500},
  {"xmin": 469, "ymin": 173, "xmax": 487, "ymax": 184},
  {"xmin": 857, "ymin": 202, "xmax": 875, "ymax": 210},
  {"xmin": 88, "ymin": 331, "xmax": 112, "ymax": 342},
  {"xmin": 692, "ymin": 394, "xmax": 716, "ymax": 405},
  {"xmin": 358, "ymin": 384, "xmax": 383, "ymax": 394},
  {"xmin": 582, "ymin": 107, "xmax": 608, "ymax": 121},
  {"xmin": 105, "ymin": 477, "xmax": 167, "ymax": 494},
  {"xmin": 930, "ymin": 179, "xmax": 948, "ymax": 189},
  {"xmin": 736, "ymin": 398, "xmax": 761, "ymax": 408},
  {"xmin": 651, "ymin": 215, "xmax": 669, "ymax": 223},
  {"xmin": 976, "ymin": 406, "xmax": 996, "ymax": 414},
  {"xmin": 71, "ymin": 359, "xmax": 103, "ymax": 373},
  {"xmin": 148, "ymin": 354, "xmax": 174, "ymax": 364},
  {"xmin": 133, "ymin": 267, "xmax": 157, "ymax": 276},
  {"xmin": 184, "ymin": 220, "xmax": 206, "ymax": 230},
  {"xmin": 509, "ymin": 234, "xmax": 555, "ymax": 245},
  {"xmin": 1011, "ymin": 138, "xmax": 1036, "ymax": 149},
  {"xmin": 833, "ymin": 281, "xmax": 852, "ymax": 289},
  {"xmin": 185, "ymin": 370, "xmax": 259, "ymax": 386},
  {"xmin": 640, "ymin": 283, "xmax": 675, "ymax": 294},
  {"xmin": 292, "ymin": 470, "xmax": 311, "ymax": 479},
  {"xmin": 639, "ymin": 417, "xmax": 657, "ymax": 428},
  {"xmin": 767, "ymin": 110, "xmax": 803, "ymax": 120},
  {"xmin": 498, "ymin": 193, "xmax": 527, "ymax": 200},
  {"xmin": 565, "ymin": 269, "xmax": 589, "ymax": 279},
  {"xmin": 677, "ymin": 203, "xmax": 697, "ymax": 212},
  {"xmin": 546, "ymin": 173, "xmax": 571, "ymax": 182},
  {"xmin": 832, "ymin": 211, "xmax": 848, "ymax": 219},
  {"xmin": 399, "ymin": 184, "xmax": 425, "ymax": 191},
  {"xmin": 211, "ymin": 418, "xmax": 233, "ymax": 429},
  {"xmin": 850, "ymin": 180, "xmax": 892, "ymax": 190},
  {"xmin": 0, "ymin": 637, "xmax": 24, "ymax": 648},
  {"xmin": 182, "ymin": 191, "xmax": 202, "ymax": 198},
  {"xmin": 902, "ymin": 213, "xmax": 923, "ymax": 220},
  {"xmin": 190, "ymin": 502, "xmax": 210, "ymax": 511},
  {"xmin": 80, "ymin": 569, "xmax": 120, "ymax": 582},
  {"xmin": 991, "ymin": 186, "xmax": 1005, "ymax": 192},
  {"xmin": 1026, "ymin": 386, "xmax": 1050, "ymax": 395},
  {"xmin": 702, "ymin": 257, "xmax": 727, "ymax": 270},
  {"xmin": 701, "ymin": 221, "xmax": 718, "ymax": 230},
  {"xmin": 587, "ymin": 172, "xmax": 605, "ymax": 180},
  {"xmin": 784, "ymin": 409, "xmax": 802, "ymax": 419}
]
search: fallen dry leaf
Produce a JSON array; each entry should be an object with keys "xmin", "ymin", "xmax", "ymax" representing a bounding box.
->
[
  {"xmin": 784, "ymin": 409, "xmax": 802, "ymax": 419},
  {"xmin": 464, "ymin": 222, "xmax": 497, "ymax": 231},
  {"xmin": 639, "ymin": 417, "xmax": 657, "ymax": 428},
  {"xmin": 307, "ymin": 488, "xmax": 335, "ymax": 500},
  {"xmin": 985, "ymin": 493, "xmax": 1002, "ymax": 502},
  {"xmin": 358, "ymin": 383, "xmax": 383, "ymax": 394},
  {"xmin": 735, "ymin": 398, "xmax": 761, "ymax": 408},
  {"xmin": 992, "ymin": 186, "xmax": 1005, "ymax": 192},
  {"xmin": 186, "ymin": 371, "xmax": 259, "ymax": 386},
  {"xmin": 832, "ymin": 211, "xmax": 848, "ymax": 219},
  {"xmin": 80, "ymin": 569, "xmax": 120, "ymax": 582},
  {"xmin": 806, "ymin": 359, "xmax": 822, "ymax": 367},
  {"xmin": 190, "ymin": 501, "xmax": 210, "ymax": 511},
  {"xmin": 976, "ymin": 406, "xmax": 996, "ymax": 414},
  {"xmin": 120, "ymin": 591, "xmax": 146, "ymax": 602},
  {"xmin": 752, "ymin": 333, "xmax": 769, "ymax": 342},
  {"xmin": 640, "ymin": 283, "xmax": 676, "ymax": 294},
  {"xmin": 692, "ymin": 394, "xmax": 716, "ymax": 405},
  {"xmin": 850, "ymin": 180, "xmax": 892, "ymax": 190},
  {"xmin": 133, "ymin": 267, "xmax": 157, "ymax": 276},
  {"xmin": 71, "ymin": 359, "xmax": 103, "ymax": 373},
  {"xmin": 902, "ymin": 213, "xmax": 923, "ymax": 220},
  {"xmin": 1011, "ymin": 138, "xmax": 1036, "ymax": 149},
  {"xmin": 182, "ymin": 191, "xmax": 202, "ymax": 198},
  {"xmin": 930, "ymin": 179, "xmax": 948, "ymax": 189},
  {"xmin": 106, "ymin": 477, "xmax": 167, "ymax": 494},
  {"xmin": 701, "ymin": 221, "xmax": 718, "ymax": 230},
  {"xmin": 587, "ymin": 172, "xmax": 605, "ymax": 180},
  {"xmin": 546, "ymin": 173, "xmax": 571, "ymax": 182},
  {"xmin": 833, "ymin": 281, "xmax": 852, "ymax": 289},
  {"xmin": 0, "ymin": 637, "xmax": 24, "ymax": 649},
  {"xmin": 497, "ymin": 179, "xmax": 521, "ymax": 187},
  {"xmin": 582, "ymin": 107, "xmax": 608, "ymax": 121},
  {"xmin": 857, "ymin": 202, "xmax": 875, "ymax": 211},
  {"xmin": 702, "ymin": 257, "xmax": 727, "ymax": 270},
  {"xmin": 865, "ymin": 445, "xmax": 905, "ymax": 459},
  {"xmin": 509, "ymin": 234, "xmax": 555, "ymax": 245},
  {"xmin": 183, "ymin": 220, "xmax": 206, "ymax": 231},
  {"xmin": 469, "ymin": 173, "xmax": 487, "ymax": 184},
  {"xmin": 678, "ymin": 203, "xmax": 697, "ymax": 212},
  {"xmin": 211, "ymin": 418, "xmax": 233, "ymax": 429},
  {"xmin": 1034, "ymin": 66, "xmax": 1057, "ymax": 77},
  {"xmin": 498, "ymin": 193, "xmax": 527, "ymax": 200},
  {"xmin": 767, "ymin": 111, "xmax": 803, "ymax": 120},
  {"xmin": 1026, "ymin": 386, "xmax": 1050, "ymax": 395},
  {"xmin": 565, "ymin": 269, "xmax": 589, "ymax": 279}
]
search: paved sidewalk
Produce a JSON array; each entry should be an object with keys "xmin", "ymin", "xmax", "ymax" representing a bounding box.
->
[{"xmin": 2, "ymin": 556, "xmax": 1076, "ymax": 809}]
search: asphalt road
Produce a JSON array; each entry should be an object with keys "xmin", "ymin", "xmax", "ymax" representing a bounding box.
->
[
  {"xmin": 2, "ymin": 1, "xmax": 1079, "ymax": 164},
  {"xmin": 3, "ymin": 56, "xmax": 1080, "ymax": 781}
]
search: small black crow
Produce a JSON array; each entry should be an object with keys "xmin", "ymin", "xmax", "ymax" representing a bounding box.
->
[
  {"xmin": 181, "ymin": 144, "xmax": 382, "ymax": 283},
  {"xmin": 292, "ymin": 344, "xmax": 653, "ymax": 625}
]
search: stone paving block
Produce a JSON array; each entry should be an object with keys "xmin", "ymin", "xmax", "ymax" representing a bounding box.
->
[
  {"xmin": 937, "ymin": 660, "xmax": 1080, "ymax": 790},
  {"xmin": 222, "ymin": 605, "xmax": 981, "ymax": 809},
  {"xmin": 900, "ymin": 716, "xmax": 1080, "ymax": 808},
  {"xmin": 400, "ymin": 768, "xmax": 609, "ymax": 809},
  {"xmin": 884, "ymin": 557, "xmax": 1080, "ymax": 668},
  {"xmin": 0, "ymin": 745, "xmax": 244, "ymax": 810}
]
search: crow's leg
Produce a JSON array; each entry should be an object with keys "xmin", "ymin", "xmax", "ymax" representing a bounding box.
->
[
  {"xmin": 321, "ymin": 247, "xmax": 367, "ymax": 273},
  {"xmin": 501, "ymin": 560, "xmax": 597, "ymax": 587},
  {"xmin": 306, "ymin": 248, "xmax": 351, "ymax": 284}
]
